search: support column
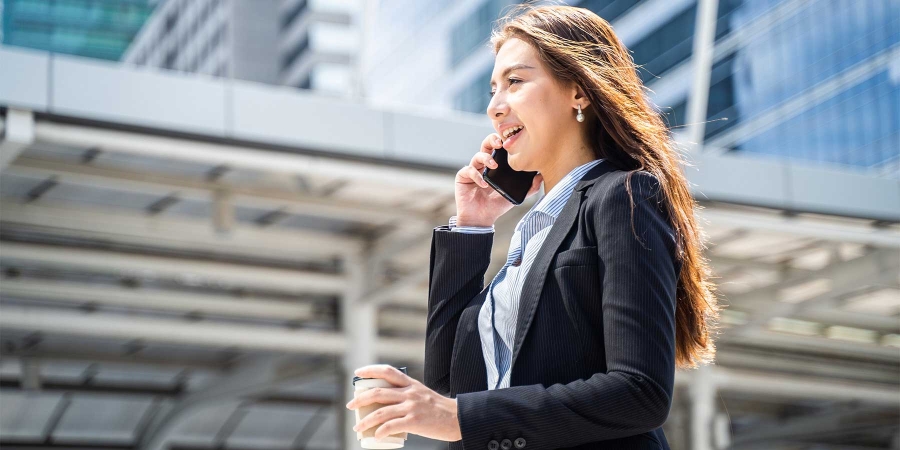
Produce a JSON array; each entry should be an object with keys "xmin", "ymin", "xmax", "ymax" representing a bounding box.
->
[
  {"xmin": 213, "ymin": 189, "xmax": 234, "ymax": 235},
  {"xmin": 338, "ymin": 245, "xmax": 380, "ymax": 450},
  {"xmin": 685, "ymin": 0, "xmax": 720, "ymax": 149},
  {"xmin": 1, "ymin": 108, "xmax": 34, "ymax": 170},
  {"xmin": 690, "ymin": 364, "xmax": 716, "ymax": 450}
]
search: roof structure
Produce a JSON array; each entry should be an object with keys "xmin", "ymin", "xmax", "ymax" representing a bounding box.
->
[{"xmin": 1, "ymin": 47, "xmax": 898, "ymax": 450}]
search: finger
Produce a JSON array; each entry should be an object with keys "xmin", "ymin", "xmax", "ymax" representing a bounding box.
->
[
  {"xmin": 467, "ymin": 166, "xmax": 489, "ymax": 188},
  {"xmin": 469, "ymin": 150, "xmax": 499, "ymax": 170},
  {"xmin": 475, "ymin": 152, "xmax": 498, "ymax": 170},
  {"xmin": 353, "ymin": 364, "xmax": 411, "ymax": 388},
  {"xmin": 375, "ymin": 416, "xmax": 413, "ymax": 439},
  {"xmin": 354, "ymin": 403, "xmax": 407, "ymax": 433},
  {"xmin": 481, "ymin": 134, "xmax": 503, "ymax": 154},
  {"xmin": 346, "ymin": 386, "xmax": 404, "ymax": 410}
]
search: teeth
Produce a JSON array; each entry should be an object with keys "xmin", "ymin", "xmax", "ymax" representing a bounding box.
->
[{"xmin": 503, "ymin": 126, "xmax": 523, "ymax": 139}]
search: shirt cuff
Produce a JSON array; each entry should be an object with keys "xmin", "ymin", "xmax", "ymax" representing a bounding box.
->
[{"xmin": 449, "ymin": 215, "xmax": 494, "ymax": 233}]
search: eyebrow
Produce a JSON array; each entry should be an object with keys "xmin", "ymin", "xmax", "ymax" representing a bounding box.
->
[{"xmin": 490, "ymin": 64, "xmax": 535, "ymax": 88}]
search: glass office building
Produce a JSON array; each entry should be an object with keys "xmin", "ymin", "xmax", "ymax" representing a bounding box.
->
[
  {"xmin": 701, "ymin": 0, "xmax": 898, "ymax": 173},
  {"xmin": 0, "ymin": 0, "xmax": 157, "ymax": 61},
  {"xmin": 451, "ymin": 0, "xmax": 899, "ymax": 176}
]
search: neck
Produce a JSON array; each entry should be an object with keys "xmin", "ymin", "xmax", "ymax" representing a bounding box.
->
[{"xmin": 539, "ymin": 142, "xmax": 596, "ymax": 194}]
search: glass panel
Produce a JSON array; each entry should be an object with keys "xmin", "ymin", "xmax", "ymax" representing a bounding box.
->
[
  {"xmin": 1, "ymin": 0, "xmax": 156, "ymax": 61},
  {"xmin": 631, "ymin": 4, "xmax": 697, "ymax": 84},
  {"xmin": 455, "ymin": 68, "xmax": 493, "ymax": 115},
  {"xmin": 703, "ymin": 0, "xmax": 899, "ymax": 175},
  {"xmin": 577, "ymin": 0, "xmax": 644, "ymax": 23},
  {"xmin": 450, "ymin": 0, "xmax": 518, "ymax": 67}
]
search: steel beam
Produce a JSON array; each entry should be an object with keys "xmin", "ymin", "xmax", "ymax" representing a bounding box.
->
[
  {"xmin": 31, "ymin": 121, "xmax": 453, "ymax": 192},
  {"xmin": 0, "ymin": 306, "xmax": 425, "ymax": 360},
  {"xmin": 0, "ymin": 201, "xmax": 361, "ymax": 263},
  {"xmin": 697, "ymin": 208, "xmax": 900, "ymax": 248},
  {"xmin": 0, "ymin": 242, "xmax": 345, "ymax": 296},
  {"xmin": 0, "ymin": 278, "xmax": 316, "ymax": 322},
  {"xmin": 8, "ymin": 156, "xmax": 429, "ymax": 227}
]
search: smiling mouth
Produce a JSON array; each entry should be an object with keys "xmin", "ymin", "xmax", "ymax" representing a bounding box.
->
[{"xmin": 503, "ymin": 127, "xmax": 524, "ymax": 142}]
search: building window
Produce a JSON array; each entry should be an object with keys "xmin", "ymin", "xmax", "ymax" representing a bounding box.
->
[
  {"xmin": 577, "ymin": 0, "xmax": 643, "ymax": 23},
  {"xmin": 704, "ymin": 54, "xmax": 738, "ymax": 140},
  {"xmin": 455, "ymin": 69, "xmax": 492, "ymax": 114},
  {"xmin": 450, "ymin": 0, "xmax": 515, "ymax": 68},
  {"xmin": 281, "ymin": 0, "xmax": 308, "ymax": 31},
  {"xmin": 164, "ymin": 48, "xmax": 177, "ymax": 70},
  {"xmin": 630, "ymin": 4, "xmax": 696, "ymax": 84},
  {"xmin": 713, "ymin": 0, "xmax": 743, "ymax": 40},
  {"xmin": 659, "ymin": 98, "xmax": 687, "ymax": 131},
  {"xmin": 165, "ymin": 12, "xmax": 178, "ymax": 34},
  {"xmin": 281, "ymin": 33, "xmax": 310, "ymax": 71}
]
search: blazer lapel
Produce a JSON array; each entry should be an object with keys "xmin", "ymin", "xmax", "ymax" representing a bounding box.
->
[{"xmin": 508, "ymin": 161, "xmax": 618, "ymax": 377}]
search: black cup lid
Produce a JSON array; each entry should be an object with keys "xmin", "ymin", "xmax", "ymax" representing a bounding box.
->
[{"xmin": 352, "ymin": 366, "xmax": 407, "ymax": 385}]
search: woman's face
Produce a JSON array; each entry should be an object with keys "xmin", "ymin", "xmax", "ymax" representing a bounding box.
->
[{"xmin": 488, "ymin": 37, "xmax": 585, "ymax": 173}]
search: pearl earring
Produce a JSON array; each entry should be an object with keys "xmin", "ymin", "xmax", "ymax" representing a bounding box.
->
[{"xmin": 576, "ymin": 104, "xmax": 584, "ymax": 122}]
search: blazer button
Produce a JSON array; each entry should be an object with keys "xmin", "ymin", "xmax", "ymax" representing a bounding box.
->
[
  {"xmin": 514, "ymin": 437, "xmax": 526, "ymax": 449},
  {"xmin": 488, "ymin": 440, "xmax": 499, "ymax": 450},
  {"xmin": 500, "ymin": 439, "xmax": 513, "ymax": 450}
]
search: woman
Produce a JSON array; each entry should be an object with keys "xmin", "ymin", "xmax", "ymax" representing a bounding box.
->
[{"xmin": 346, "ymin": 4, "xmax": 720, "ymax": 449}]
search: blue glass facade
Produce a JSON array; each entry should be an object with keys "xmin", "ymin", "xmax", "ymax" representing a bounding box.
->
[
  {"xmin": 456, "ymin": 69, "xmax": 493, "ymax": 116},
  {"xmin": 455, "ymin": 0, "xmax": 898, "ymax": 176},
  {"xmin": 450, "ymin": 0, "xmax": 514, "ymax": 68},
  {"xmin": 707, "ymin": 0, "xmax": 899, "ymax": 175},
  {"xmin": 454, "ymin": 0, "xmax": 645, "ymax": 114},
  {"xmin": 631, "ymin": 4, "xmax": 696, "ymax": 84},
  {"xmin": 1, "ymin": 0, "xmax": 156, "ymax": 61}
]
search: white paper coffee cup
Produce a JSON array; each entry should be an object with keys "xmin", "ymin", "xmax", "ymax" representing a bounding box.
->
[{"xmin": 352, "ymin": 366, "xmax": 408, "ymax": 449}]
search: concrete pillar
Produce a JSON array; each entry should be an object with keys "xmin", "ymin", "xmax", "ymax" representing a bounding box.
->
[
  {"xmin": 339, "ymin": 246, "xmax": 380, "ymax": 450},
  {"xmin": 690, "ymin": 364, "xmax": 716, "ymax": 450},
  {"xmin": 1, "ymin": 108, "xmax": 34, "ymax": 170},
  {"xmin": 213, "ymin": 189, "xmax": 234, "ymax": 234},
  {"xmin": 685, "ymin": 0, "xmax": 720, "ymax": 149}
]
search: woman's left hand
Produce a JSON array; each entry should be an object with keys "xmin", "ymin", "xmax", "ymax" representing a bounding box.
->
[{"xmin": 345, "ymin": 364, "xmax": 462, "ymax": 442}]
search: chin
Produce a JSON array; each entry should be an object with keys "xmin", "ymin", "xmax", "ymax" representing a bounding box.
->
[
  {"xmin": 508, "ymin": 155, "xmax": 520, "ymax": 171},
  {"xmin": 508, "ymin": 154, "xmax": 530, "ymax": 172}
]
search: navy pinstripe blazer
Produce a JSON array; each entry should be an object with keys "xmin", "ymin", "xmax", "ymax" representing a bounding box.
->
[{"xmin": 424, "ymin": 162, "xmax": 682, "ymax": 450}]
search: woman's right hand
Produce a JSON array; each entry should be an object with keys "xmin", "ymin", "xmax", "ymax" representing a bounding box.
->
[{"xmin": 454, "ymin": 133, "xmax": 544, "ymax": 227}]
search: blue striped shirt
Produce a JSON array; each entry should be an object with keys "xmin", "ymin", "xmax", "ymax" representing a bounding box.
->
[{"xmin": 448, "ymin": 158, "xmax": 605, "ymax": 389}]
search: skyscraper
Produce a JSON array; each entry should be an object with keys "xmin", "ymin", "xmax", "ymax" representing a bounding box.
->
[
  {"xmin": 0, "ymin": 0, "xmax": 157, "ymax": 61},
  {"xmin": 367, "ymin": 0, "xmax": 899, "ymax": 175},
  {"xmin": 122, "ymin": 0, "xmax": 361, "ymax": 96}
]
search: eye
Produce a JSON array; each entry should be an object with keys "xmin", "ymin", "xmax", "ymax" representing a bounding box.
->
[{"xmin": 488, "ymin": 78, "xmax": 522, "ymax": 98}]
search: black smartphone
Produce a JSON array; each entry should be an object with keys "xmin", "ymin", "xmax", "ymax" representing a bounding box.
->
[{"xmin": 482, "ymin": 147, "xmax": 539, "ymax": 205}]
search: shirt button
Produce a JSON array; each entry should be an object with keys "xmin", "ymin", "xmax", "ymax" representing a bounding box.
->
[
  {"xmin": 501, "ymin": 439, "xmax": 513, "ymax": 450},
  {"xmin": 488, "ymin": 440, "xmax": 499, "ymax": 450},
  {"xmin": 514, "ymin": 437, "xmax": 527, "ymax": 448}
]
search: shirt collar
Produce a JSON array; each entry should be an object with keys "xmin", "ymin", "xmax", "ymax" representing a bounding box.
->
[{"xmin": 530, "ymin": 158, "xmax": 605, "ymax": 219}]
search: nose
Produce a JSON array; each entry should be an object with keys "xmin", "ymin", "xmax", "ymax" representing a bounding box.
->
[{"xmin": 487, "ymin": 92, "xmax": 508, "ymax": 119}]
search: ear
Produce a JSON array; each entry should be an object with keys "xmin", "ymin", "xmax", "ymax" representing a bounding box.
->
[{"xmin": 570, "ymin": 83, "xmax": 591, "ymax": 110}]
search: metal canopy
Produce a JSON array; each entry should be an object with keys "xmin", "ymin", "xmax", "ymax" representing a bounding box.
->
[{"xmin": 1, "ymin": 49, "xmax": 898, "ymax": 450}]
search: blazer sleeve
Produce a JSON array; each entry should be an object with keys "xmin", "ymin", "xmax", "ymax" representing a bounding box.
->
[
  {"xmin": 423, "ymin": 225, "xmax": 494, "ymax": 396},
  {"xmin": 455, "ymin": 172, "xmax": 679, "ymax": 450}
]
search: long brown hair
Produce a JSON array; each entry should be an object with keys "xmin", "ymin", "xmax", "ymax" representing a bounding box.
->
[{"xmin": 490, "ymin": 2, "xmax": 721, "ymax": 369}]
